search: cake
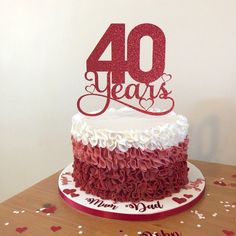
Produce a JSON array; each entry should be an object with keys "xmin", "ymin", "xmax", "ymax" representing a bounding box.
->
[{"xmin": 71, "ymin": 107, "xmax": 189, "ymax": 202}]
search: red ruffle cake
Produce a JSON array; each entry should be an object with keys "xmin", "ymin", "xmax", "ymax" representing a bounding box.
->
[{"xmin": 71, "ymin": 108, "xmax": 189, "ymax": 202}]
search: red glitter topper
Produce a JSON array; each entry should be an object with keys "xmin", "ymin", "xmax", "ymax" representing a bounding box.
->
[{"xmin": 77, "ymin": 23, "xmax": 174, "ymax": 116}]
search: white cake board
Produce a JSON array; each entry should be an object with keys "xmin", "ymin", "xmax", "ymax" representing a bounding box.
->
[{"xmin": 58, "ymin": 162, "xmax": 205, "ymax": 221}]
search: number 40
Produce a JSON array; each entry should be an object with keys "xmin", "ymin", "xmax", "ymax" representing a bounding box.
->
[{"xmin": 87, "ymin": 23, "xmax": 166, "ymax": 84}]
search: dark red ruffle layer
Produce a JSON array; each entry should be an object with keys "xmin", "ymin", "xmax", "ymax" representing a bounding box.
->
[
  {"xmin": 73, "ymin": 159, "xmax": 188, "ymax": 202},
  {"xmin": 72, "ymin": 138, "xmax": 189, "ymax": 202}
]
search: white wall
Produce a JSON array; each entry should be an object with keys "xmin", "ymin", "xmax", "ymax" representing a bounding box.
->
[{"xmin": 0, "ymin": 0, "xmax": 236, "ymax": 202}]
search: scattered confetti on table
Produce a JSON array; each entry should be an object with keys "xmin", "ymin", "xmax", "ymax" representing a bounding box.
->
[
  {"xmin": 212, "ymin": 212, "xmax": 218, "ymax": 217},
  {"xmin": 222, "ymin": 229, "xmax": 235, "ymax": 236},
  {"xmin": 15, "ymin": 226, "xmax": 28, "ymax": 233},
  {"xmin": 50, "ymin": 225, "xmax": 62, "ymax": 232}
]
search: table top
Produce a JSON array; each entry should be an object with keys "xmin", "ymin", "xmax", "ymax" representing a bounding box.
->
[{"xmin": 0, "ymin": 160, "xmax": 235, "ymax": 236}]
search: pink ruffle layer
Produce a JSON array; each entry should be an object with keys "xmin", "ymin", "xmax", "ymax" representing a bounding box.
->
[
  {"xmin": 71, "ymin": 137, "xmax": 188, "ymax": 172},
  {"xmin": 72, "ymin": 138, "xmax": 189, "ymax": 202}
]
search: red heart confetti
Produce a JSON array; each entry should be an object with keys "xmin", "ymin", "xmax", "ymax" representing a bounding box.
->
[
  {"xmin": 63, "ymin": 188, "xmax": 77, "ymax": 195},
  {"xmin": 222, "ymin": 229, "xmax": 235, "ymax": 236},
  {"xmin": 183, "ymin": 194, "xmax": 193, "ymax": 199},
  {"xmin": 16, "ymin": 227, "xmax": 28, "ymax": 233},
  {"xmin": 42, "ymin": 205, "xmax": 57, "ymax": 214},
  {"xmin": 50, "ymin": 226, "xmax": 62, "ymax": 232},
  {"xmin": 214, "ymin": 181, "xmax": 227, "ymax": 186},
  {"xmin": 172, "ymin": 197, "xmax": 187, "ymax": 204},
  {"xmin": 71, "ymin": 192, "xmax": 80, "ymax": 198}
]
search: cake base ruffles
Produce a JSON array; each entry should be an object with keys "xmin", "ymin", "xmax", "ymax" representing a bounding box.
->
[
  {"xmin": 73, "ymin": 160, "xmax": 188, "ymax": 202},
  {"xmin": 71, "ymin": 138, "xmax": 189, "ymax": 202},
  {"xmin": 58, "ymin": 162, "xmax": 205, "ymax": 221}
]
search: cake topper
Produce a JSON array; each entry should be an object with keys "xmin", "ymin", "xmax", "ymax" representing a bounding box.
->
[{"xmin": 77, "ymin": 23, "xmax": 174, "ymax": 116}]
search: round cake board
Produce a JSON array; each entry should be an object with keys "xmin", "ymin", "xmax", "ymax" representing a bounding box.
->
[{"xmin": 58, "ymin": 162, "xmax": 205, "ymax": 221}]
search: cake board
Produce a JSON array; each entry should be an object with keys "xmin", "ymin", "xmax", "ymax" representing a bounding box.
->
[{"xmin": 58, "ymin": 162, "xmax": 205, "ymax": 221}]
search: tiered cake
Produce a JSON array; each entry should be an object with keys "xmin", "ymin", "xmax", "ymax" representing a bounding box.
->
[{"xmin": 71, "ymin": 107, "xmax": 189, "ymax": 202}]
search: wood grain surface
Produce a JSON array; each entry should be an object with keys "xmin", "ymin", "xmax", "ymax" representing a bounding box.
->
[{"xmin": 0, "ymin": 160, "xmax": 235, "ymax": 236}]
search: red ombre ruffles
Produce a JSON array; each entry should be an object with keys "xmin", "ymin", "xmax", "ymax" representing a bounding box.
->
[{"xmin": 72, "ymin": 137, "xmax": 189, "ymax": 202}]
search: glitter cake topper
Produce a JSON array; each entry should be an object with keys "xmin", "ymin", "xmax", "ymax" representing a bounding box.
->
[{"xmin": 77, "ymin": 23, "xmax": 174, "ymax": 116}]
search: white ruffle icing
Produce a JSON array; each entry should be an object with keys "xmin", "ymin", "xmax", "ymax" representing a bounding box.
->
[{"xmin": 71, "ymin": 108, "xmax": 189, "ymax": 152}]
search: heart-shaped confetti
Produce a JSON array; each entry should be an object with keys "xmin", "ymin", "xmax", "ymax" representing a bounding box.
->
[
  {"xmin": 172, "ymin": 197, "xmax": 187, "ymax": 204},
  {"xmin": 51, "ymin": 226, "xmax": 62, "ymax": 232},
  {"xmin": 183, "ymin": 194, "xmax": 193, "ymax": 199},
  {"xmin": 222, "ymin": 229, "xmax": 235, "ymax": 236},
  {"xmin": 71, "ymin": 192, "xmax": 80, "ymax": 198},
  {"xmin": 16, "ymin": 227, "xmax": 28, "ymax": 233},
  {"xmin": 42, "ymin": 205, "xmax": 57, "ymax": 214},
  {"xmin": 63, "ymin": 188, "xmax": 77, "ymax": 195},
  {"xmin": 214, "ymin": 181, "xmax": 227, "ymax": 186}
]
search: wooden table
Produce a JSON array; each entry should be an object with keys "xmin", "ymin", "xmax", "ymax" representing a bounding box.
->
[{"xmin": 0, "ymin": 160, "xmax": 235, "ymax": 236}]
